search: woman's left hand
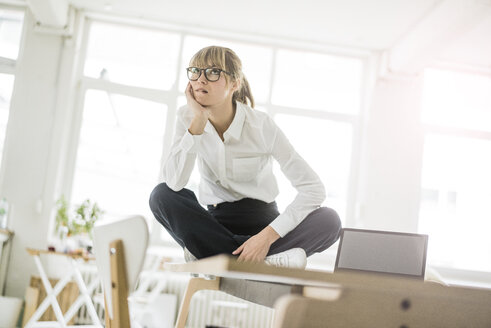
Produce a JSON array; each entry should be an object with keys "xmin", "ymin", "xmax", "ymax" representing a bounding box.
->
[{"xmin": 232, "ymin": 226, "xmax": 280, "ymax": 262}]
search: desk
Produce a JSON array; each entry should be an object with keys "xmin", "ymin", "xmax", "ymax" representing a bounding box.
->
[
  {"xmin": 167, "ymin": 255, "xmax": 491, "ymax": 328},
  {"xmin": 0, "ymin": 228, "xmax": 14, "ymax": 295},
  {"xmin": 25, "ymin": 248, "xmax": 103, "ymax": 328}
]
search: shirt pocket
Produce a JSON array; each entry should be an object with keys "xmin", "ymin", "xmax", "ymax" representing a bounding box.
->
[{"xmin": 232, "ymin": 157, "xmax": 261, "ymax": 182}]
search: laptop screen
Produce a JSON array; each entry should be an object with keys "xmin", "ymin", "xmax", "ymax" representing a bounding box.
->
[{"xmin": 334, "ymin": 228, "xmax": 428, "ymax": 279}]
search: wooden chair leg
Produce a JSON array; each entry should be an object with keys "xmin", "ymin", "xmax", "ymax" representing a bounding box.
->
[{"xmin": 175, "ymin": 277, "xmax": 220, "ymax": 328}]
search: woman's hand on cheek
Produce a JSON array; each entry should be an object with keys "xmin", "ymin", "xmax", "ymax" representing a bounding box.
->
[
  {"xmin": 186, "ymin": 83, "xmax": 210, "ymax": 120},
  {"xmin": 187, "ymin": 83, "xmax": 209, "ymax": 135}
]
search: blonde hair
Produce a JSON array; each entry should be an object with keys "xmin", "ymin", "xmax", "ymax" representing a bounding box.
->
[{"xmin": 189, "ymin": 46, "xmax": 255, "ymax": 108}]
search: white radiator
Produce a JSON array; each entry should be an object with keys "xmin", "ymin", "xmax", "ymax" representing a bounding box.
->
[
  {"xmin": 184, "ymin": 287, "xmax": 274, "ymax": 328},
  {"xmin": 76, "ymin": 262, "xmax": 274, "ymax": 328}
]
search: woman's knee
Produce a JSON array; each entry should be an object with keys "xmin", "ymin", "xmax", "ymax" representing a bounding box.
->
[
  {"xmin": 312, "ymin": 207, "xmax": 342, "ymax": 237},
  {"xmin": 149, "ymin": 182, "xmax": 175, "ymax": 210}
]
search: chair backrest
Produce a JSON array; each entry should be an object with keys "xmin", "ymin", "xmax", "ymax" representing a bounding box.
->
[{"xmin": 93, "ymin": 215, "xmax": 149, "ymax": 321}]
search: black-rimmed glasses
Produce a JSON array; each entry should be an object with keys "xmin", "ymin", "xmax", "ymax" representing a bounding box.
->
[{"xmin": 186, "ymin": 67, "xmax": 230, "ymax": 82}]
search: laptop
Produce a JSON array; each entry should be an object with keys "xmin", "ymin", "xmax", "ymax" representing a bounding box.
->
[{"xmin": 334, "ymin": 228, "xmax": 428, "ymax": 280}]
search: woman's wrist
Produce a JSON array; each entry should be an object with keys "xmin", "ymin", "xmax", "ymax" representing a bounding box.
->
[
  {"xmin": 263, "ymin": 226, "xmax": 280, "ymax": 245},
  {"xmin": 188, "ymin": 116, "xmax": 207, "ymax": 135}
]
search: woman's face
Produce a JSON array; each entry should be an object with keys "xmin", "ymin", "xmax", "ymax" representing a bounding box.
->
[{"xmin": 190, "ymin": 67, "xmax": 237, "ymax": 108}]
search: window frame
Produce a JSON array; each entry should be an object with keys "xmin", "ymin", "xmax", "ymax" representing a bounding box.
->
[
  {"xmin": 0, "ymin": 4, "xmax": 25, "ymax": 175},
  {"xmin": 65, "ymin": 14, "xmax": 369, "ymax": 250},
  {"xmin": 0, "ymin": 3, "xmax": 25, "ymax": 82}
]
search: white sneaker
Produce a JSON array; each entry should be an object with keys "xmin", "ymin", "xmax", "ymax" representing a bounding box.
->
[
  {"xmin": 183, "ymin": 247, "xmax": 197, "ymax": 263},
  {"xmin": 264, "ymin": 248, "xmax": 307, "ymax": 269},
  {"xmin": 183, "ymin": 248, "xmax": 216, "ymax": 280}
]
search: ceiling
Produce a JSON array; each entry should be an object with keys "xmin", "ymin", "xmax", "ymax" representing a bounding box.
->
[
  {"xmin": 70, "ymin": 0, "xmax": 442, "ymax": 49},
  {"xmin": 438, "ymin": 13, "xmax": 491, "ymax": 68},
  {"xmin": 39, "ymin": 0, "xmax": 491, "ymax": 69}
]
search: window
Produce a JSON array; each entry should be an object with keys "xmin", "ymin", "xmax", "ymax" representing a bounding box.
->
[
  {"xmin": 271, "ymin": 49, "xmax": 362, "ymax": 222},
  {"xmin": 84, "ymin": 22, "xmax": 181, "ymax": 90},
  {"xmin": 0, "ymin": 8, "xmax": 24, "ymax": 60},
  {"xmin": 71, "ymin": 19, "xmax": 364, "ymax": 245},
  {"xmin": 179, "ymin": 43, "xmax": 363, "ymax": 222},
  {"xmin": 0, "ymin": 8, "xmax": 24, "ymax": 164},
  {"xmin": 272, "ymin": 49, "xmax": 363, "ymax": 114},
  {"xmin": 274, "ymin": 114, "xmax": 353, "ymax": 220},
  {"xmin": 419, "ymin": 68, "xmax": 491, "ymax": 272},
  {"xmin": 71, "ymin": 90, "xmax": 167, "ymax": 225},
  {"xmin": 0, "ymin": 73, "xmax": 14, "ymax": 162}
]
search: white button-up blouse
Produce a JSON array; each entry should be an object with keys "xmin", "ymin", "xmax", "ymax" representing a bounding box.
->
[{"xmin": 162, "ymin": 101, "xmax": 326, "ymax": 237}]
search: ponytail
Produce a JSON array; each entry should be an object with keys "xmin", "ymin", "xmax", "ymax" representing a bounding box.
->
[{"xmin": 233, "ymin": 75, "xmax": 255, "ymax": 108}]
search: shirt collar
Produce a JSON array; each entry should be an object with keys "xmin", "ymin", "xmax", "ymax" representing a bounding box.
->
[
  {"xmin": 224, "ymin": 102, "xmax": 246, "ymax": 140},
  {"xmin": 204, "ymin": 120, "xmax": 213, "ymax": 133},
  {"xmin": 204, "ymin": 102, "xmax": 246, "ymax": 140}
]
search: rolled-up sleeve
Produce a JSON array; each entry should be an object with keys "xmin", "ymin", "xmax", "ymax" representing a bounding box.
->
[
  {"xmin": 266, "ymin": 117, "xmax": 326, "ymax": 237},
  {"xmin": 162, "ymin": 107, "xmax": 202, "ymax": 191}
]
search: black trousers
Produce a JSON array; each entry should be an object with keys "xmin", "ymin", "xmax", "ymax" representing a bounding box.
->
[{"xmin": 149, "ymin": 183, "xmax": 341, "ymax": 259}]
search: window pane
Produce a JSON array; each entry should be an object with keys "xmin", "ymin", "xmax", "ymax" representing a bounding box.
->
[
  {"xmin": 0, "ymin": 9, "xmax": 24, "ymax": 60},
  {"xmin": 0, "ymin": 73, "xmax": 14, "ymax": 164},
  {"xmin": 180, "ymin": 36, "xmax": 273, "ymax": 104},
  {"xmin": 71, "ymin": 90, "xmax": 167, "ymax": 232},
  {"xmin": 274, "ymin": 114, "xmax": 353, "ymax": 222},
  {"xmin": 84, "ymin": 22, "xmax": 181, "ymax": 90},
  {"xmin": 419, "ymin": 134, "xmax": 491, "ymax": 272},
  {"xmin": 272, "ymin": 49, "xmax": 363, "ymax": 114},
  {"xmin": 422, "ymin": 68, "xmax": 491, "ymax": 131}
]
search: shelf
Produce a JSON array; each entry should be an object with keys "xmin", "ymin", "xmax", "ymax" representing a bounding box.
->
[{"xmin": 0, "ymin": 229, "xmax": 14, "ymax": 243}]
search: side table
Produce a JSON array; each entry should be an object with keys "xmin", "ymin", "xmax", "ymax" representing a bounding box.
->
[
  {"xmin": 25, "ymin": 248, "xmax": 103, "ymax": 328},
  {"xmin": 0, "ymin": 228, "xmax": 14, "ymax": 295}
]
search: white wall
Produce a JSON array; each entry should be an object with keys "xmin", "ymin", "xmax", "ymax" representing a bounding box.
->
[
  {"xmin": 2, "ymin": 9, "xmax": 83, "ymax": 297},
  {"xmin": 356, "ymin": 75, "xmax": 425, "ymax": 232}
]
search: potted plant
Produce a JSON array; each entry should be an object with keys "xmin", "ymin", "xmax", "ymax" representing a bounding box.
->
[{"xmin": 54, "ymin": 195, "xmax": 104, "ymax": 253}]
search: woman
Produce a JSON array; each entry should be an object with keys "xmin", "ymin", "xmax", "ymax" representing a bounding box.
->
[{"xmin": 149, "ymin": 46, "xmax": 341, "ymax": 268}]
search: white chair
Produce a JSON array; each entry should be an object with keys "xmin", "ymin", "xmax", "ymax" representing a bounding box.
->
[{"xmin": 93, "ymin": 216, "xmax": 149, "ymax": 328}]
